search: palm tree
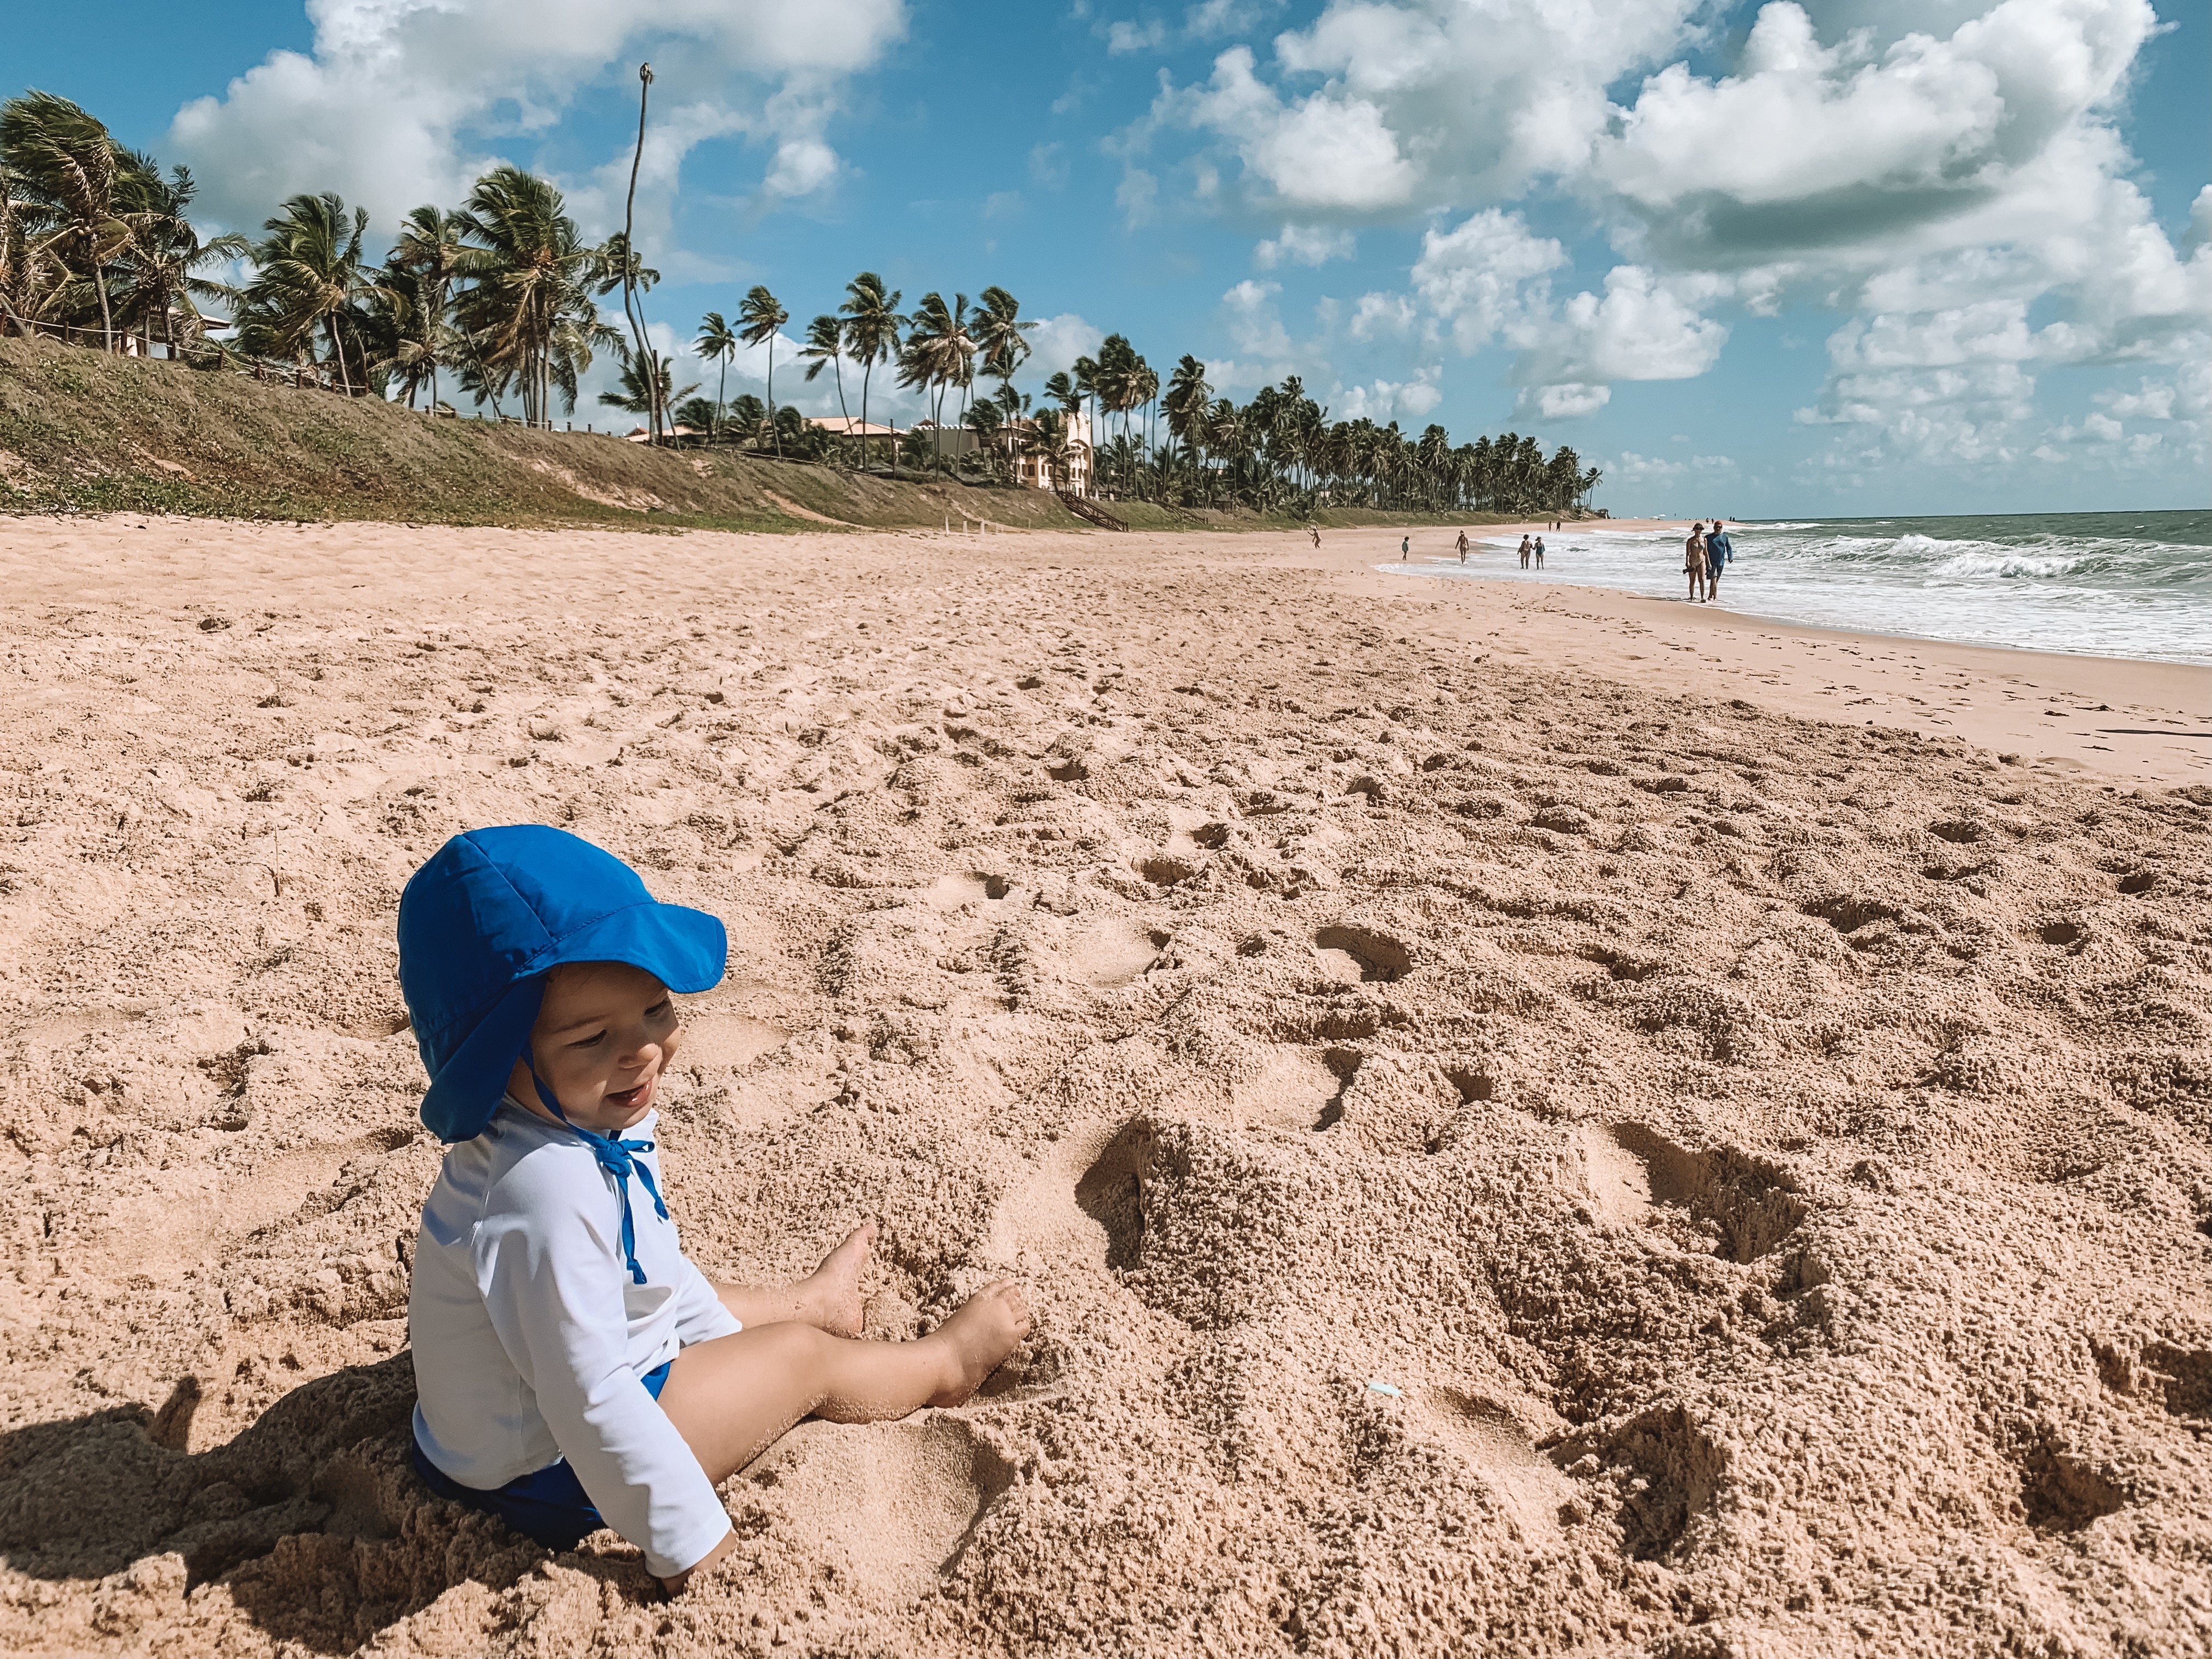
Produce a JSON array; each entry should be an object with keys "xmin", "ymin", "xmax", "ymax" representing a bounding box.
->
[
  {"xmin": 963, "ymin": 397, "xmax": 1006, "ymax": 479},
  {"xmin": 798, "ymin": 312, "xmax": 851, "ymax": 455},
  {"xmin": 695, "ymin": 310, "xmax": 737, "ymax": 438},
  {"xmin": 1027, "ymin": 407, "xmax": 1074, "ymax": 490},
  {"xmin": 970, "ymin": 284, "xmax": 1036, "ymax": 427},
  {"xmin": 240, "ymin": 191, "xmax": 373, "ymax": 392},
  {"xmin": 599, "ymin": 341, "xmax": 696, "ymax": 424},
  {"xmin": 0, "ymin": 92, "xmax": 131, "ymax": 347},
  {"xmin": 1071, "ymin": 352, "xmax": 1102, "ymax": 494},
  {"xmin": 362, "ymin": 261, "xmax": 443, "ymax": 408},
  {"xmin": 1162, "ymin": 354, "xmax": 1211, "ymax": 484},
  {"xmin": 898, "ymin": 291, "xmax": 973, "ymax": 469},
  {"xmin": 737, "ymin": 285, "xmax": 789, "ymax": 456},
  {"xmin": 619, "ymin": 63, "xmax": 660, "ymax": 439},
  {"xmin": 390, "ymin": 205, "xmax": 466, "ymax": 410},
  {"xmin": 109, "ymin": 161, "xmax": 245, "ymax": 357},
  {"xmin": 453, "ymin": 166, "xmax": 613, "ymax": 426},
  {"xmin": 838, "ymin": 271, "xmax": 904, "ymax": 473}
]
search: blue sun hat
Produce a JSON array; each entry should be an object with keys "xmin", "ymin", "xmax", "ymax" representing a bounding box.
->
[{"xmin": 397, "ymin": 825, "xmax": 727, "ymax": 1144}]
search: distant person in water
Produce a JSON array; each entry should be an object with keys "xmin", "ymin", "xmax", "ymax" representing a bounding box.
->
[
  {"xmin": 1456, "ymin": 531, "xmax": 1470, "ymax": 564},
  {"xmin": 1533, "ymin": 535, "xmax": 1546, "ymax": 569},
  {"xmin": 1518, "ymin": 534, "xmax": 1533, "ymax": 568},
  {"xmin": 1684, "ymin": 522, "xmax": 1709, "ymax": 602},
  {"xmin": 1705, "ymin": 518, "xmax": 1732, "ymax": 600}
]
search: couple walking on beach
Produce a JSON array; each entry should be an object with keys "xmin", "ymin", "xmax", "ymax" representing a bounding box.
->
[
  {"xmin": 1518, "ymin": 533, "xmax": 1545, "ymax": 569},
  {"xmin": 1685, "ymin": 520, "xmax": 1731, "ymax": 602}
]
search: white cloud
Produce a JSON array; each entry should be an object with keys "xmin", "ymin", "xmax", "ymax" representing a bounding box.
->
[
  {"xmin": 1349, "ymin": 291, "xmax": 1415, "ymax": 340},
  {"xmin": 1517, "ymin": 266, "xmax": 1730, "ymax": 399},
  {"xmin": 1167, "ymin": 48, "xmax": 1421, "ymax": 213},
  {"xmin": 1606, "ymin": 449, "xmax": 1737, "ymax": 484},
  {"xmin": 2098, "ymin": 379, "xmax": 2176, "ymax": 421},
  {"xmin": 1116, "ymin": 168, "xmax": 1160, "ymax": 226},
  {"xmin": 170, "ymin": 0, "xmax": 907, "ymax": 231},
  {"xmin": 1128, "ymin": 0, "xmax": 2206, "ymax": 499},
  {"xmin": 1141, "ymin": 1, "xmax": 1699, "ymax": 222},
  {"xmin": 1029, "ymin": 142, "xmax": 1069, "ymax": 189},
  {"xmin": 1410, "ymin": 208, "xmax": 1565, "ymax": 352},
  {"xmin": 1334, "ymin": 372, "xmax": 1442, "ymax": 422},
  {"xmin": 1256, "ymin": 224, "xmax": 1356, "ymax": 268},
  {"xmin": 1107, "ymin": 18, "xmax": 1168, "ymax": 53},
  {"xmin": 1521, "ymin": 383, "xmax": 1610, "ymax": 419},
  {"xmin": 1028, "ymin": 313, "xmax": 1105, "ymax": 375}
]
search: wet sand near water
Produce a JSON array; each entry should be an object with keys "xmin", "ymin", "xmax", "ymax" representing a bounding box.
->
[{"xmin": 1, "ymin": 515, "xmax": 2208, "ymax": 1657}]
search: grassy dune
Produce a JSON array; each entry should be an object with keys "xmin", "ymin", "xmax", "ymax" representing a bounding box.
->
[{"xmin": 0, "ymin": 338, "xmax": 1533, "ymax": 532}]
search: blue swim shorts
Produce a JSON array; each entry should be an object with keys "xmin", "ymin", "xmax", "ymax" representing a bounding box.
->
[{"xmin": 411, "ymin": 1360, "xmax": 672, "ymax": 1554}]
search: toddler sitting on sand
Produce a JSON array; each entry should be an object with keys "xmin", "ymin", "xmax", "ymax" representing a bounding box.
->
[{"xmin": 398, "ymin": 826, "xmax": 1030, "ymax": 1592}]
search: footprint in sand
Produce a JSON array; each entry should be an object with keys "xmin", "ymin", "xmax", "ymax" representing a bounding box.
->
[{"xmin": 742, "ymin": 1414, "xmax": 1014, "ymax": 1599}]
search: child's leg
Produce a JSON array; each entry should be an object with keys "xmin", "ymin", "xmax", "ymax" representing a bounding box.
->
[
  {"xmin": 712, "ymin": 1222, "xmax": 876, "ymax": 1336},
  {"xmin": 657, "ymin": 1280, "xmax": 1031, "ymax": 1485}
]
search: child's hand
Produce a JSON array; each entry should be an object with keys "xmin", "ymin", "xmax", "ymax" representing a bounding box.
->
[{"xmin": 659, "ymin": 1530, "xmax": 737, "ymax": 1597}]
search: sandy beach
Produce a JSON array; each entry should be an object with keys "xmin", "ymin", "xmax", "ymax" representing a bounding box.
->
[{"xmin": 2, "ymin": 515, "xmax": 2209, "ymax": 1657}]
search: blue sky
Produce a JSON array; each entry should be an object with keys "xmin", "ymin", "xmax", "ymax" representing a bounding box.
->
[{"xmin": 12, "ymin": 0, "xmax": 2209, "ymax": 516}]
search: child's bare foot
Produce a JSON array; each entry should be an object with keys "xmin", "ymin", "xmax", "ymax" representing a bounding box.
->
[
  {"xmin": 797, "ymin": 1222, "xmax": 875, "ymax": 1337},
  {"xmin": 924, "ymin": 1280, "xmax": 1032, "ymax": 1407}
]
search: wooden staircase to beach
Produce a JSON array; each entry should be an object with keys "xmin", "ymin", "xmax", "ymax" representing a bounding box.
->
[{"xmin": 1056, "ymin": 490, "xmax": 1127, "ymax": 532}]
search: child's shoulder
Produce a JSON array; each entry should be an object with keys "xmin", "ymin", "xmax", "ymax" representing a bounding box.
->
[{"xmin": 442, "ymin": 1107, "xmax": 607, "ymax": 1221}]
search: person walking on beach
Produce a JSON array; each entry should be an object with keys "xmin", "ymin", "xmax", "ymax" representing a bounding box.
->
[
  {"xmin": 1533, "ymin": 535, "xmax": 1546, "ymax": 569},
  {"xmin": 1456, "ymin": 531, "xmax": 1470, "ymax": 564},
  {"xmin": 1684, "ymin": 522, "xmax": 1709, "ymax": 602},
  {"xmin": 1309, "ymin": 524, "xmax": 1320, "ymax": 549},
  {"xmin": 1705, "ymin": 518, "xmax": 1732, "ymax": 601},
  {"xmin": 1401, "ymin": 534, "xmax": 1410, "ymax": 557},
  {"xmin": 1518, "ymin": 534, "xmax": 1533, "ymax": 568}
]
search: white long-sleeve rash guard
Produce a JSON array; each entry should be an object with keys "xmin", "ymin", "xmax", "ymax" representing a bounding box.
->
[{"xmin": 408, "ymin": 1097, "xmax": 739, "ymax": 1578}]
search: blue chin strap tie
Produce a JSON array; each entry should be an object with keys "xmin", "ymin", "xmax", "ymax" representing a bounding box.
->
[{"xmin": 524, "ymin": 1053, "xmax": 669, "ymax": 1285}]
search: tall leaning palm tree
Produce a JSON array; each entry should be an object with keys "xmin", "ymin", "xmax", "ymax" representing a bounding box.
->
[
  {"xmin": 240, "ymin": 191, "xmax": 372, "ymax": 392},
  {"xmin": 838, "ymin": 272, "xmax": 903, "ymax": 473},
  {"xmin": 0, "ymin": 91, "xmax": 129, "ymax": 347},
  {"xmin": 798, "ymin": 313, "xmax": 851, "ymax": 455},
  {"xmin": 737, "ymin": 285, "xmax": 789, "ymax": 457},
  {"xmin": 695, "ymin": 310, "xmax": 737, "ymax": 439}
]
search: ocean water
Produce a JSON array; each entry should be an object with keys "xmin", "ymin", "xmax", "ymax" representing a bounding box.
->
[{"xmin": 1380, "ymin": 509, "xmax": 2212, "ymax": 664}]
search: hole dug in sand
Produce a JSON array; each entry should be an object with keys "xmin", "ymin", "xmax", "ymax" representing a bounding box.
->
[
  {"xmin": 742, "ymin": 1414, "xmax": 1015, "ymax": 1600},
  {"xmin": 1589, "ymin": 1125, "xmax": 1809, "ymax": 1262},
  {"xmin": 1592, "ymin": 1404, "xmax": 1728, "ymax": 1560},
  {"xmin": 1075, "ymin": 1120, "xmax": 1157, "ymax": 1272},
  {"xmin": 923, "ymin": 871, "xmax": 1011, "ymax": 911},
  {"xmin": 1136, "ymin": 854, "xmax": 1197, "ymax": 888},
  {"xmin": 2011, "ymin": 1428, "xmax": 2127, "ymax": 1534},
  {"xmin": 1311, "ymin": 925, "xmax": 1413, "ymax": 984}
]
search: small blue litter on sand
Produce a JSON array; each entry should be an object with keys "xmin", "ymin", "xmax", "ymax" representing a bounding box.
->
[{"xmin": 1366, "ymin": 1380, "xmax": 1402, "ymax": 1397}]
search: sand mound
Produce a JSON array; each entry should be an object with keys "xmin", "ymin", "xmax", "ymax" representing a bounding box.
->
[{"xmin": 0, "ymin": 521, "xmax": 2208, "ymax": 1657}]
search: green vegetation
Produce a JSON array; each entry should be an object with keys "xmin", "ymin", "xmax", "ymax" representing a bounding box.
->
[{"xmin": 0, "ymin": 336, "xmax": 1513, "ymax": 532}]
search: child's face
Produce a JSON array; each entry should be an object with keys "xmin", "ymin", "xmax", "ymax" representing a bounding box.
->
[{"xmin": 508, "ymin": 961, "xmax": 682, "ymax": 1135}]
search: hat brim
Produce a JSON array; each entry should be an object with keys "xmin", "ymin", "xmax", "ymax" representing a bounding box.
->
[{"xmin": 418, "ymin": 900, "xmax": 726, "ymax": 1143}]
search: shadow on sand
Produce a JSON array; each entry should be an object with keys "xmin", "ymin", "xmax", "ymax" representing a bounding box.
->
[{"xmin": 0, "ymin": 1356, "xmax": 658, "ymax": 1654}]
